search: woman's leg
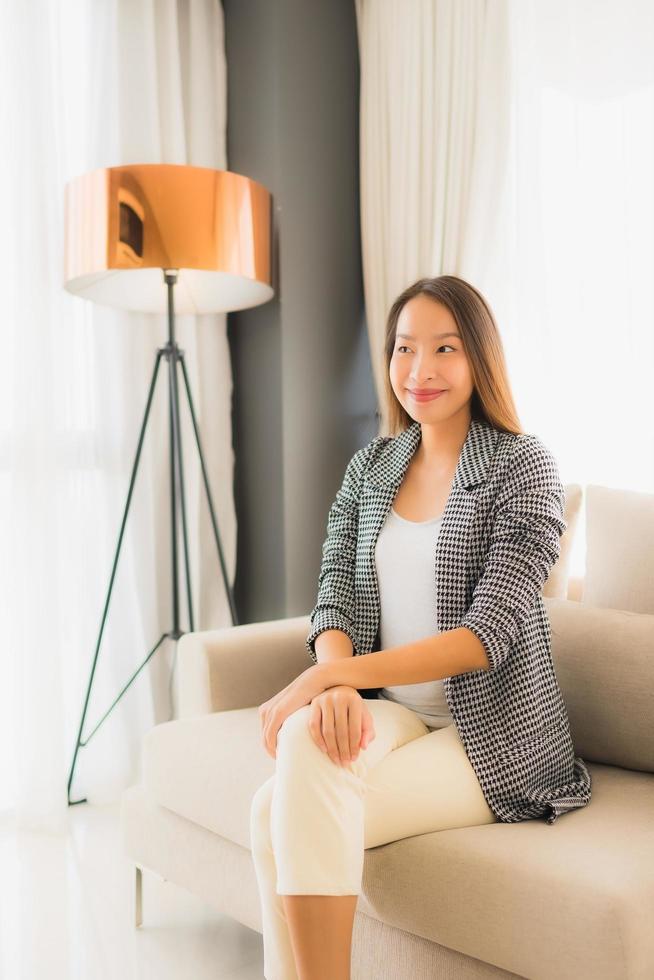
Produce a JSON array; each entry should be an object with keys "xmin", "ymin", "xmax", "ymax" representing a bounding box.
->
[
  {"xmin": 281, "ymin": 893, "xmax": 358, "ymax": 980},
  {"xmin": 251, "ymin": 776, "xmax": 358, "ymax": 980},
  {"xmin": 361, "ymin": 716, "xmax": 498, "ymax": 850},
  {"xmin": 250, "ymin": 774, "xmax": 300, "ymax": 980},
  {"xmin": 270, "ymin": 699, "xmax": 431, "ymax": 896},
  {"xmin": 249, "ymin": 699, "xmax": 427, "ymax": 979},
  {"xmin": 250, "ymin": 698, "xmax": 498, "ymax": 979},
  {"xmin": 249, "ymin": 700, "xmax": 434, "ymax": 978}
]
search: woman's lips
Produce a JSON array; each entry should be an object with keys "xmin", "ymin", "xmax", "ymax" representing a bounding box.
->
[{"xmin": 407, "ymin": 389, "xmax": 447, "ymax": 402}]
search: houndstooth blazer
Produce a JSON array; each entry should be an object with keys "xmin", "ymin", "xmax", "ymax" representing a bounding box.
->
[{"xmin": 305, "ymin": 416, "xmax": 592, "ymax": 825}]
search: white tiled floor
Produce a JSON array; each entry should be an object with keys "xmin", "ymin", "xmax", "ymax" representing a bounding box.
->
[{"xmin": 0, "ymin": 801, "xmax": 264, "ymax": 980}]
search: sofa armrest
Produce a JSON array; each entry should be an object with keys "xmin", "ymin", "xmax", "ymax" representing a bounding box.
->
[{"xmin": 176, "ymin": 615, "xmax": 313, "ymax": 718}]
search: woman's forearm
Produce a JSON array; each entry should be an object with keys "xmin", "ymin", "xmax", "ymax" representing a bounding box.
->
[{"xmin": 320, "ymin": 627, "xmax": 489, "ymax": 689}]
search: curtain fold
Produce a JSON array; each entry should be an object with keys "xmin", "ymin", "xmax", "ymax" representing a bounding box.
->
[{"xmin": 0, "ymin": 0, "xmax": 235, "ymax": 832}]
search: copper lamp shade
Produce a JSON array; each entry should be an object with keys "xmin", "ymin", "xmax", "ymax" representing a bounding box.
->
[{"xmin": 63, "ymin": 163, "xmax": 273, "ymax": 313}]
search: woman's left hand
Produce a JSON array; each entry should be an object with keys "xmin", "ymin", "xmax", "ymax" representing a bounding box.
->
[{"xmin": 259, "ymin": 664, "xmax": 330, "ymax": 759}]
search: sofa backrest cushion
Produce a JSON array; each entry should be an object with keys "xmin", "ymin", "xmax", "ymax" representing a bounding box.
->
[
  {"xmin": 582, "ymin": 484, "xmax": 654, "ymax": 614},
  {"xmin": 545, "ymin": 597, "xmax": 654, "ymax": 773}
]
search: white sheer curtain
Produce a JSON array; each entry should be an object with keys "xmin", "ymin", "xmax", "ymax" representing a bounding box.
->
[
  {"xmin": 504, "ymin": 0, "xmax": 654, "ymax": 570},
  {"xmin": 354, "ymin": 0, "xmax": 513, "ymax": 434},
  {"xmin": 0, "ymin": 0, "xmax": 235, "ymax": 834},
  {"xmin": 355, "ymin": 0, "xmax": 654, "ymax": 578}
]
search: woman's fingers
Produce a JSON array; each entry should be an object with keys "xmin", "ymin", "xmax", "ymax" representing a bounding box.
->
[
  {"xmin": 345, "ymin": 697, "xmax": 362, "ymax": 762},
  {"xmin": 319, "ymin": 701, "xmax": 341, "ymax": 765},
  {"xmin": 308, "ymin": 700, "xmax": 329, "ymax": 755},
  {"xmin": 313, "ymin": 693, "xmax": 351, "ymax": 766},
  {"xmin": 306, "ymin": 690, "xmax": 375, "ymax": 768},
  {"xmin": 329, "ymin": 693, "xmax": 361, "ymax": 765}
]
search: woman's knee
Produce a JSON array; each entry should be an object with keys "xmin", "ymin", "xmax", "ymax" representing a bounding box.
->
[{"xmin": 276, "ymin": 704, "xmax": 314, "ymax": 746}]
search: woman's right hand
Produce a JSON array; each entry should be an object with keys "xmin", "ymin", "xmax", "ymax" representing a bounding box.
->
[{"xmin": 308, "ymin": 686, "xmax": 376, "ymax": 767}]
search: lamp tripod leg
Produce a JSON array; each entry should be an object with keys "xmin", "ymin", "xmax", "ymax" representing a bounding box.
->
[{"xmin": 67, "ymin": 350, "xmax": 166, "ymax": 805}]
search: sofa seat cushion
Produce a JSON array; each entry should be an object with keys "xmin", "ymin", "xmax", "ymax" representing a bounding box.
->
[
  {"xmin": 357, "ymin": 763, "xmax": 654, "ymax": 980},
  {"xmin": 142, "ymin": 707, "xmax": 275, "ymax": 850}
]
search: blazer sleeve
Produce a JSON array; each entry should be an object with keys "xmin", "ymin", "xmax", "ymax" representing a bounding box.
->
[
  {"xmin": 305, "ymin": 436, "xmax": 384, "ymax": 664},
  {"xmin": 460, "ymin": 433, "xmax": 568, "ymax": 674}
]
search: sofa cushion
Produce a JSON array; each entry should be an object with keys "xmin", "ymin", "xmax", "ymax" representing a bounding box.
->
[
  {"xmin": 358, "ymin": 763, "xmax": 654, "ymax": 980},
  {"xmin": 545, "ymin": 597, "xmax": 654, "ymax": 772},
  {"xmin": 142, "ymin": 707, "xmax": 275, "ymax": 850},
  {"xmin": 583, "ymin": 484, "xmax": 654, "ymax": 614}
]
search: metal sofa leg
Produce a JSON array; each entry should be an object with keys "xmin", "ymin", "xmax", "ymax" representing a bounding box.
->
[{"xmin": 135, "ymin": 865, "xmax": 143, "ymax": 928}]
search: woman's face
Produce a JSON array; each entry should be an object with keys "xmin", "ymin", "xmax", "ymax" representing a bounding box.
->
[{"xmin": 389, "ymin": 294, "xmax": 475, "ymax": 423}]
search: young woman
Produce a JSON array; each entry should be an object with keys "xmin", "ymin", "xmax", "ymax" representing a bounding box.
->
[{"xmin": 250, "ymin": 275, "xmax": 592, "ymax": 980}]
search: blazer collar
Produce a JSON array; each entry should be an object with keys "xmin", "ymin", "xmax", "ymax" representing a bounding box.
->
[{"xmin": 364, "ymin": 417, "xmax": 500, "ymax": 491}]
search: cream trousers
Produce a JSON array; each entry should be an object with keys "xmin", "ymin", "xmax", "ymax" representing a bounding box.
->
[{"xmin": 249, "ymin": 697, "xmax": 498, "ymax": 980}]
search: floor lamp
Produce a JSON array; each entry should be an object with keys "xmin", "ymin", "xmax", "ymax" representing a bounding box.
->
[{"xmin": 63, "ymin": 163, "xmax": 273, "ymax": 806}]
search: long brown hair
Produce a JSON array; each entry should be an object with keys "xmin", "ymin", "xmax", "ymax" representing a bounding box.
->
[{"xmin": 381, "ymin": 275, "xmax": 523, "ymax": 437}]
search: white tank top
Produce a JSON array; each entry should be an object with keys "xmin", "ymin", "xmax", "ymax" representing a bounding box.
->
[{"xmin": 374, "ymin": 506, "xmax": 454, "ymax": 730}]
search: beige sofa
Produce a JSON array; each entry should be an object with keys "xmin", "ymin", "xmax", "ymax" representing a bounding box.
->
[{"xmin": 120, "ymin": 484, "xmax": 654, "ymax": 979}]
